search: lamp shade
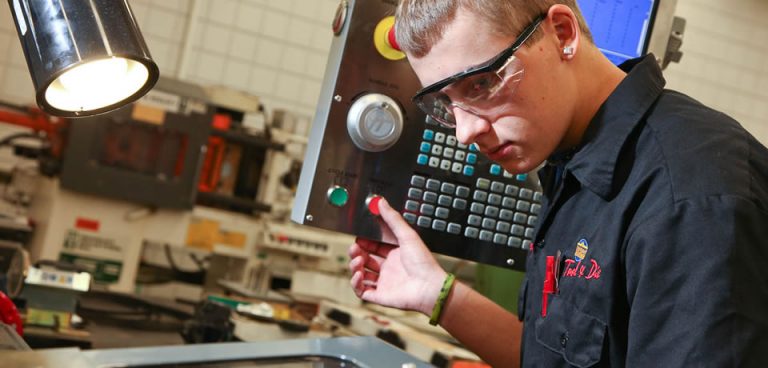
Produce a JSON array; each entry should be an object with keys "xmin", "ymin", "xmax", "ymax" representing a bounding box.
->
[{"xmin": 8, "ymin": 0, "xmax": 159, "ymax": 117}]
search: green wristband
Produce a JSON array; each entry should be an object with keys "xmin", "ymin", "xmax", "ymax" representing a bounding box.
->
[{"xmin": 429, "ymin": 273, "xmax": 456, "ymax": 326}]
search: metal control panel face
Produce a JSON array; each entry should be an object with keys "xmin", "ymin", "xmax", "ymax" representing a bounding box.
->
[{"xmin": 292, "ymin": 0, "xmax": 542, "ymax": 270}]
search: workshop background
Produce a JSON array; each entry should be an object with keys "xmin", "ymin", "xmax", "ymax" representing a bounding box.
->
[{"xmin": 0, "ymin": 0, "xmax": 765, "ymax": 364}]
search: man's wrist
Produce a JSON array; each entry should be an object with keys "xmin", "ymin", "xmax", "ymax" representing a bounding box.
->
[{"xmin": 429, "ymin": 273, "xmax": 456, "ymax": 325}]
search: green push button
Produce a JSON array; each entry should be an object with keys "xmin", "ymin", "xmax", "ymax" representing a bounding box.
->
[{"xmin": 327, "ymin": 186, "xmax": 350, "ymax": 207}]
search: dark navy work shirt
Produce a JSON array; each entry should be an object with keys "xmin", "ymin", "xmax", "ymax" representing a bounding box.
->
[{"xmin": 519, "ymin": 55, "xmax": 768, "ymax": 367}]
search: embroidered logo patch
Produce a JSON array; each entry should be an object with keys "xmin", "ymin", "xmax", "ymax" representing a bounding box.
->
[{"xmin": 574, "ymin": 238, "xmax": 589, "ymax": 262}]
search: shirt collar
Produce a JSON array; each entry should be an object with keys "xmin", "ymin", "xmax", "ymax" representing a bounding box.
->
[{"xmin": 563, "ymin": 54, "xmax": 666, "ymax": 199}]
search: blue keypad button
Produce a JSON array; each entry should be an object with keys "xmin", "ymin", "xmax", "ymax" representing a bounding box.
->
[
  {"xmin": 490, "ymin": 165, "xmax": 502, "ymax": 176},
  {"xmin": 420, "ymin": 142, "xmax": 431, "ymax": 153},
  {"xmin": 516, "ymin": 173, "xmax": 529, "ymax": 182},
  {"xmin": 469, "ymin": 143, "xmax": 479, "ymax": 152},
  {"xmin": 463, "ymin": 165, "xmax": 475, "ymax": 176},
  {"xmin": 466, "ymin": 153, "xmax": 478, "ymax": 164},
  {"xmin": 417, "ymin": 154, "xmax": 429, "ymax": 165},
  {"xmin": 423, "ymin": 130, "xmax": 435, "ymax": 141}
]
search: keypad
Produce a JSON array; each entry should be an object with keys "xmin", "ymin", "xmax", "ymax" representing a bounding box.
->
[
  {"xmin": 405, "ymin": 175, "xmax": 466, "ymax": 235},
  {"xmin": 417, "ymin": 129, "xmax": 476, "ymax": 177},
  {"xmin": 405, "ymin": 174, "xmax": 544, "ymax": 249},
  {"xmin": 465, "ymin": 178, "xmax": 542, "ymax": 248}
]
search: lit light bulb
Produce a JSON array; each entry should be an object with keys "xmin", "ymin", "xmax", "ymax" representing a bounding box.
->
[{"xmin": 45, "ymin": 57, "xmax": 150, "ymax": 113}]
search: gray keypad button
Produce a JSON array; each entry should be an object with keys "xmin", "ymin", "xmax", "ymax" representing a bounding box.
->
[
  {"xmin": 429, "ymin": 157, "xmax": 440, "ymax": 168},
  {"xmin": 476, "ymin": 178, "xmax": 491, "ymax": 190},
  {"xmin": 446, "ymin": 135, "xmax": 457, "ymax": 147},
  {"xmin": 431, "ymin": 145, "xmax": 443, "ymax": 156},
  {"xmin": 438, "ymin": 195, "xmax": 453, "ymax": 207},
  {"xmin": 453, "ymin": 198, "xmax": 468, "ymax": 210},
  {"xmin": 484, "ymin": 206, "xmax": 500, "ymax": 218},
  {"xmin": 534, "ymin": 192, "xmax": 543, "ymax": 202},
  {"xmin": 411, "ymin": 175, "xmax": 426, "ymax": 188},
  {"xmin": 403, "ymin": 213, "xmax": 417, "ymax": 225},
  {"xmin": 505, "ymin": 184, "xmax": 520, "ymax": 196},
  {"xmin": 502, "ymin": 197, "xmax": 516, "ymax": 209},
  {"xmin": 456, "ymin": 186, "xmax": 471, "ymax": 198},
  {"xmin": 525, "ymin": 227, "xmax": 535, "ymax": 239},
  {"xmin": 441, "ymin": 183, "xmax": 456, "ymax": 194},
  {"xmin": 491, "ymin": 181, "xmax": 505, "ymax": 193},
  {"xmin": 516, "ymin": 201, "xmax": 531, "ymax": 213},
  {"xmin": 499, "ymin": 209, "xmax": 515, "ymax": 221},
  {"xmin": 479, "ymin": 230, "xmax": 494, "ymax": 242},
  {"xmin": 494, "ymin": 234, "xmax": 508, "ymax": 245},
  {"xmin": 520, "ymin": 188, "xmax": 534, "ymax": 200},
  {"xmin": 467, "ymin": 215, "xmax": 482, "ymax": 227},
  {"xmin": 457, "ymin": 142, "xmax": 468, "ymax": 149},
  {"xmin": 443, "ymin": 147, "xmax": 455, "ymax": 159},
  {"xmin": 496, "ymin": 221, "xmax": 511, "ymax": 233},
  {"xmin": 473, "ymin": 190, "xmax": 488, "ymax": 202},
  {"xmin": 420, "ymin": 204, "xmax": 435, "ymax": 216},
  {"xmin": 508, "ymin": 237, "xmax": 523, "ymax": 248},
  {"xmin": 528, "ymin": 216, "xmax": 539, "ymax": 226},
  {"xmin": 522, "ymin": 240, "xmax": 533, "ymax": 250},
  {"xmin": 423, "ymin": 191, "xmax": 438, "ymax": 204},
  {"xmin": 531, "ymin": 204, "xmax": 542, "ymax": 215},
  {"xmin": 426, "ymin": 179, "xmax": 441, "ymax": 191},
  {"xmin": 511, "ymin": 225, "xmax": 525, "ymax": 236},
  {"xmin": 470, "ymin": 202, "xmax": 485, "ymax": 214},
  {"xmin": 488, "ymin": 194, "xmax": 502, "ymax": 206},
  {"xmin": 440, "ymin": 160, "xmax": 451, "ymax": 170},
  {"xmin": 513, "ymin": 213, "xmax": 528, "ymax": 224},
  {"xmin": 417, "ymin": 216, "xmax": 432, "ymax": 228},
  {"xmin": 451, "ymin": 162, "xmax": 463, "ymax": 173},
  {"xmin": 405, "ymin": 200, "xmax": 420, "ymax": 213},
  {"xmin": 408, "ymin": 188, "xmax": 423, "ymax": 199},
  {"xmin": 435, "ymin": 132, "xmax": 446, "ymax": 143},
  {"xmin": 455, "ymin": 151, "xmax": 466, "ymax": 161},
  {"xmin": 465, "ymin": 227, "xmax": 479, "ymax": 239},
  {"xmin": 447, "ymin": 223, "xmax": 462, "ymax": 235},
  {"xmin": 482, "ymin": 218, "xmax": 497, "ymax": 230},
  {"xmin": 435, "ymin": 207, "xmax": 450, "ymax": 219},
  {"xmin": 432, "ymin": 220, "xmax": 447, "ymax": 232}
]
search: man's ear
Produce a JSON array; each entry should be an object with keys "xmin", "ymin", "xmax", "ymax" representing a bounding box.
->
[{"xmin": 547, "ymin": 4, "xmax": 580, "ymax": 60}]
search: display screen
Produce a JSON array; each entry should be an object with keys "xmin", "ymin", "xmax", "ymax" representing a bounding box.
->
[{"xmin": 576, "ymin": 0, "xmax": 658, "ymax": 65}]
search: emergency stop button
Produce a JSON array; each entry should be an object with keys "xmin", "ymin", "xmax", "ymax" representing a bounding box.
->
[
  {"xmin": 327, "ymin": 186, "xmax": 349, "ymax": 207},
  {"xmin": 366, "ymin": 195, "xmax": 382, "ymax": 216},
  {"xmin": 374, "ymin": 16, "xmax": 405, "ymax": 60}
]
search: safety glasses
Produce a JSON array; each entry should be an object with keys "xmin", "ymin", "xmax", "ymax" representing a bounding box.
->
[{"xmin": 412, "ymin": 14, "xmax": 546, "ymax": 128}]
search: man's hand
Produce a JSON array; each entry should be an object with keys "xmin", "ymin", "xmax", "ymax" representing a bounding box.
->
[{"xmin": 348, "ymin": 197, "xmax": 447, "ymax": 315}]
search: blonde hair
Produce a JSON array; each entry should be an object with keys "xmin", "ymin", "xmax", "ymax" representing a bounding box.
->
[{"xmin": 395, "ymin": 0, "xmax": 593, "ymax": 57}]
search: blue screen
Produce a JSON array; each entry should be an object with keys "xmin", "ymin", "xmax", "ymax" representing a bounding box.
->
[{"xmin": 576, "ymin": 0, "xmax": 657, "ymax": 65}]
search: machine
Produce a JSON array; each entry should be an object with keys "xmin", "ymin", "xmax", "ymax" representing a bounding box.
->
[
  {"xmin": 5, "ymin": 336, "xmax": 434, "ymax": 367},
  {"xmin": 292, "ymin": 0, "xmax": 683, "ymax": 270}
]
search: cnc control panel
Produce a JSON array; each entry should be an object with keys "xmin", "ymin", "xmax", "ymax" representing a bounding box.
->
[{"xmin": 291, "ymin": 0, "xmax": 540, "ymax": 270}]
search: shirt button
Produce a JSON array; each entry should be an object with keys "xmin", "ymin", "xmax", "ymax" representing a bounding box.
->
[{"xmin": 560, "ymin": 332, "xmax": 569, "ymax": 348}]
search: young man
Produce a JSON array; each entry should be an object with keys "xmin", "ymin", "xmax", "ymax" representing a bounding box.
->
[{"xmin": 348, "ymin": 1, "xmax": 768, "ymax": 367}]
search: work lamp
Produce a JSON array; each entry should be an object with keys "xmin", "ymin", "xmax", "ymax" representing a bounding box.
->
[{"xmin": 7, "ymin": 0, "xmax": 159, "ymax": 117}]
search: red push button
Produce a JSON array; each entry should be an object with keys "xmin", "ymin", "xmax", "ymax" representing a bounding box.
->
[
  {"xmin": 386, "ymin": 26, "xmax": 401, "ymax": 51},
  {"xmin": 366, "ymin": 195, "xmax": 383, "ymax": 216}
]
